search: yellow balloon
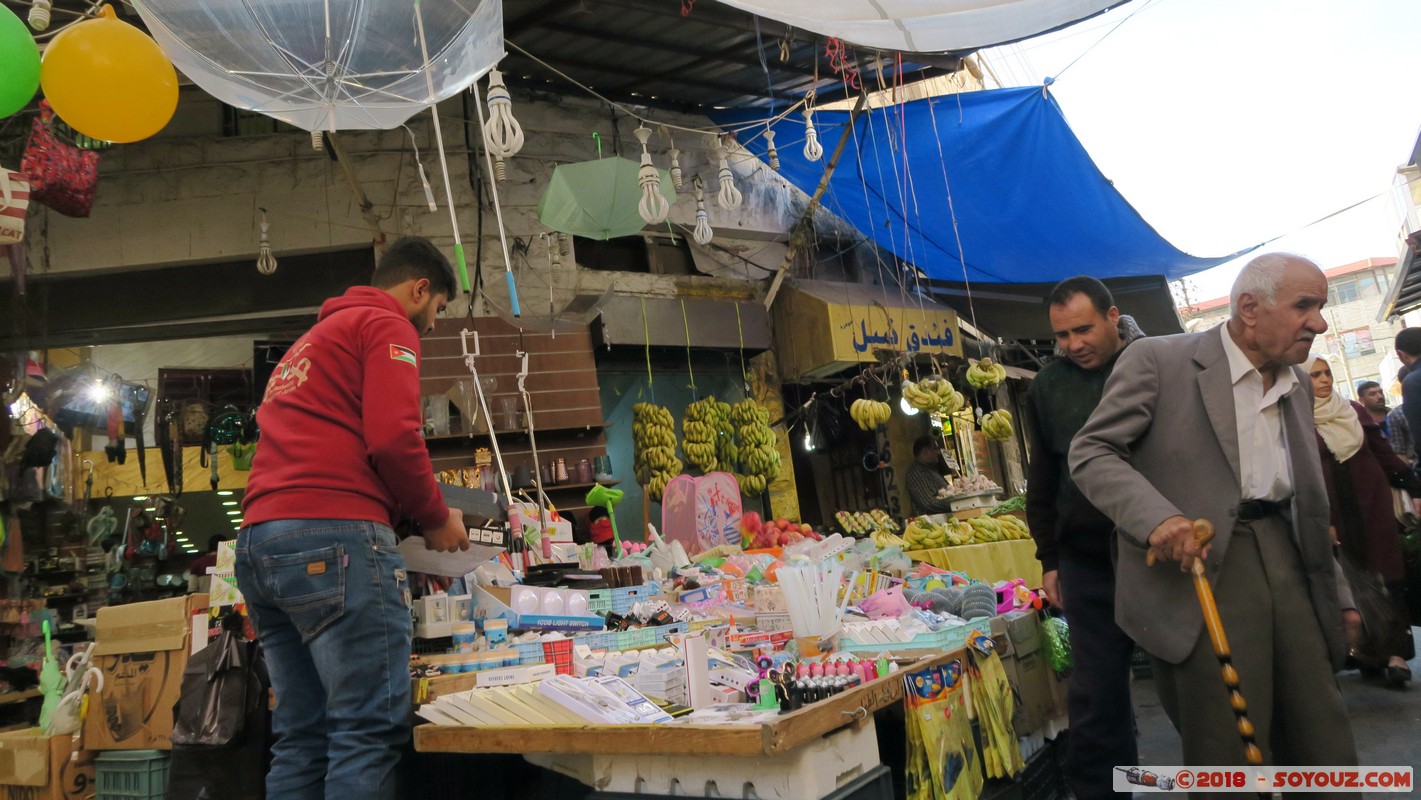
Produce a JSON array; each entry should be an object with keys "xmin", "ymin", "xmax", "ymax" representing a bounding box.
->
[{"xmin": 40, "ymin": 5, "xmax": 177, "ymax": 144}]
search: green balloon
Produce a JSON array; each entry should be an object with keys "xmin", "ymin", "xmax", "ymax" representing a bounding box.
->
[{"xmin": 0, "ymin": 5, "xmax": 40, "ymax": 118}]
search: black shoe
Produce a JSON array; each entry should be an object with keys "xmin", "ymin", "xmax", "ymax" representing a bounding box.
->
[{"xmin": 1385, "ymin": 664, "xmax": 1412, "ymax": 689}]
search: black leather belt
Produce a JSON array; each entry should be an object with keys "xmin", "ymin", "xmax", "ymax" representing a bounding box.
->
[{"xmin": 1234, "ymin": 499, "xmax": 1284, "ymax": 522}]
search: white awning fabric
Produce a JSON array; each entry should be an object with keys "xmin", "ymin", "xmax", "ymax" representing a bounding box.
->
[{"xmin": 711, "ymin": 0, "xmax": 1123, "ymax": 53}]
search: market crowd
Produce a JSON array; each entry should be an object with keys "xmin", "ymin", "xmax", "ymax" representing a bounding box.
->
[{"xmin": 1026, "ymin": 254, "xmax": 1419, "ymax": 798}]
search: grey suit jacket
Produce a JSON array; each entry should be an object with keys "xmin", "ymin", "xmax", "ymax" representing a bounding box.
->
[{"xmin": 1068, "ymin": 325, "xmax": 1345, "ymax": 668}]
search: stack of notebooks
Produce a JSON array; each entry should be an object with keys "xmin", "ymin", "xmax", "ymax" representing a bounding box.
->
[{"xmin": 417, "ymin": 674, "xmax": 675, "ymax": 726}]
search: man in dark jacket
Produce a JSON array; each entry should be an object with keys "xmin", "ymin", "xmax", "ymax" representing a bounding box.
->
[{"xmin": 1025, "ymin": 276, "xmax": 1141, "ymax": 797}]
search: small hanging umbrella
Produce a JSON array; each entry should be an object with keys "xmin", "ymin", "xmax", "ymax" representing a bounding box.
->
[
  {"xmin": 39, "ymin": 620, "xmax": 63, "ymax": 731},
  {"xmin": 539, "ymin": 157, "xmax": 677, "ymax": 241}
]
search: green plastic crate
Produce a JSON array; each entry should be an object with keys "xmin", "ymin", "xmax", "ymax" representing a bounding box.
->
[{"xmin": 97, "ymin": 750, "xmax": 170, "ymax": 800}]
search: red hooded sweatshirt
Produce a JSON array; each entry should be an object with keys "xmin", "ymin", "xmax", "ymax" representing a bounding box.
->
[{"xmin": 242, "ymin": 286, "xmax": 449, "ymax": 532}]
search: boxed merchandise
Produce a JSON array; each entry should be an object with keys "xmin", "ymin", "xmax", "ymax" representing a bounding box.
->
[
  {"xmin": 1003, "ymin": 611, "xmax": 1054, "ymax": 734},
  {"xmin": 86, "ymin": 594, "xmax": 208, "ymax": 750},
  {"xmin": 0, "ymin": 728, "xmax": 96, "ymax": 800}
]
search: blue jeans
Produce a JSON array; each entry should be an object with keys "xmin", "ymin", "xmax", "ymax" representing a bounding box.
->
[{"xmin": 235, "ymin": 520, "xmax": 412, "ymax": 800}]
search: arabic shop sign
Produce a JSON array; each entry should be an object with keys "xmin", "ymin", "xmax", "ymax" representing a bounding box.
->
[
  {"xmin": 773, "ymin": 284, "xmax": 964, "ymax": 379},
  {"xmin": 828, "ymin": 301, "xmax": 961, "ymax": 364},
  {"xmin": 847, "ymin": 318, "xmax": 958, "ymax": 354}
]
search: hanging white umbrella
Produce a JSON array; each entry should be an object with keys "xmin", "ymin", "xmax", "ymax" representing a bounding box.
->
[{"xmin": 129, "ymin": 0, "xmax": 503, "ymax": 132}]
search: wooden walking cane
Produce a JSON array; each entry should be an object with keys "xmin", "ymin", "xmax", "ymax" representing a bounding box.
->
[{"xmin": 1148, "ymin": 519, "xmax": 1264, "ymax": 767}]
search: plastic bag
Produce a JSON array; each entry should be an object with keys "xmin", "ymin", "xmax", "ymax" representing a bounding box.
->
[
  {"xmin": 903, "ymin": 657, "xmax": 981, "ymax": 800},
  {"xmin": 171, "ymin": 621, "xmax": 266, "ymax": 747},
  {"xmin": 1337, "ymin": 551, "xmax": 1406, "ymax": 669}
]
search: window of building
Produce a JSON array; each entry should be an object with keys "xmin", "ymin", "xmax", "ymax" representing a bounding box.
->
[
  {"xmin": 1334, "ymin": 279, "xmax": 1359, "ymax": 305},
  {"xmin": 1358, "ymin": 275, "xmax": 1379, "ymax": 299}
]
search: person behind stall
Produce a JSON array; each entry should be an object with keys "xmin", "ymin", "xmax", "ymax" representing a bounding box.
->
[
  {"xmin": 237, "ymin": 236, "xmax": 470, "ymax": 800},
  {"xmin": 1309, "ymin": 352, "xmax": 1421, "ymax": 688},
  {"xmin": 905, "ymin": 435, "xmax": 958, "ymax": 516},
  {"xmin": 588, "ymin": 505, "xmax": 615, "ymax": 554},
  {"xmin": 1385, "ymin": 369, "xmax": 1415, "ymax": 465},
  {"xmin": 187, "ymin": 534, "xmax": 223, "ymax": 593},
  {"xmin": 1025, "ymin": 275, "xmax": 1143, "ymax": 797}
]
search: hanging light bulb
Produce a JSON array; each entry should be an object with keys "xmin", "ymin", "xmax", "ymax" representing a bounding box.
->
[
  {"xmin": 667, "ymin": 146, "xmax": 683, "ymax": 189},
  {"xmin": 764, "ymin": 127, "xmax": 780, "ymax": 171},
  {"xmin": 482, "ymin": 68, "xmax": 524, "ymax": 182},
  {"xmin": 715, "ymin": 136, "xmax": 742, "ymax": 209},
  {"xmin": 899, "ymin": 396, "xmax": 920, "ymax": 416},
  {"xmin": 310, "ymin": 130, "xmax": 325, "ymax": 151},
  {"xmin": 634, "ymin": 126, "xmax": 669, "ymax": 225},
  {"xmin": 803, "ymin": 428, "xmax": 814, "ymax": 452},
  {"xmin": 256, "ymin": 208, "xmax": 278, "ymax": 275},
  {"xmin": 692, "ymin": 177, "xmax": 713, "ymax": 245},
  {"xmin": 560, "ymin": 232, "xmax": 573, "ymax": 257},
  {"xmin": 803, "ymin": 106, "xmax": 824, "ymax": 162},
  {"xmin": 28, "ymin": 0, "xmax": 51, "ymax": 31}
]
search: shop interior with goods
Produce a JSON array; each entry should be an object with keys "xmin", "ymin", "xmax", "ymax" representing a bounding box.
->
[{"xmin": 0, "ymin": 1, "xmax": 1218, "ymax": 799}]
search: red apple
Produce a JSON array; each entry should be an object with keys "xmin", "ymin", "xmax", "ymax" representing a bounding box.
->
[
  {"xmin": 776, "ymin": 518, "xmax": 790, "ymax": 529},
  {"xmin": 800, "ymin": 523, "xmax": 813, "ymax": 535}
]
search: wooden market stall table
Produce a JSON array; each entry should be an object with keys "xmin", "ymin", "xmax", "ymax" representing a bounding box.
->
[
  {"xmin": 905, "ymin": 539, "xmax": 1042, "ymax": 586},
  {"xmin": 414, "ymin": 651, "xmax": 962, "ymax": 799}
]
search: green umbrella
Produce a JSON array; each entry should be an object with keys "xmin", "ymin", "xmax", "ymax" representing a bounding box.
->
[
  {"xmin": 538, "ymin": 157, "xmax": 678, "ymax": 240},
  {"xmin": 39, "ymin": 620, "xmax": 63, "ymax": 731}
]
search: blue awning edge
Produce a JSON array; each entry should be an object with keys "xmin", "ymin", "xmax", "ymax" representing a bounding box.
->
[{"xmin": 712, "ymin": 87, "xmax": 1250, "ymax": 285}]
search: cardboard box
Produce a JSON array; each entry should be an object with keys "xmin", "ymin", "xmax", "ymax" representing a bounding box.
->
[
  {"xmin": 1001, "ymin": 612, "xmax": 1054, "ymax": 734},
  {"xmin": 85, "ymin": 594, "xmax": 208, "ymax": 751},
  {"xmin": 0, "ymin": 729, "xmax": 96, "ymax": 800}
]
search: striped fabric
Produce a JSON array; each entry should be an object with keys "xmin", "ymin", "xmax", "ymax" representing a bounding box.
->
[{"xmin": 0, "ymin": 169, "xmax": 29, "ymax": 245}]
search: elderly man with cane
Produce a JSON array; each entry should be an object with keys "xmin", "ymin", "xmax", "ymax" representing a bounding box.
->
[{"xmin": 1069, "ymin": 253, "xmax": 1359, "ymax": 785}]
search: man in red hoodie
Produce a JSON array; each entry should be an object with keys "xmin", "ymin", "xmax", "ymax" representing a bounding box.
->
[{"xmin": 237, "ymin": 237, "xmax": 469, "ymax": 800}]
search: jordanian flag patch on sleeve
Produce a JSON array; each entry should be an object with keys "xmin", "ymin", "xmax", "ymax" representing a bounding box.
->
[{"xmin": 389, "ymin": 344, "xmax": 417, "ymax": 366}]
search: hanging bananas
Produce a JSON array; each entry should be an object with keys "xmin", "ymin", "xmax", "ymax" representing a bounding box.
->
[
  {"xmin": 849, "ymin": 398, "xmax": 892, "ymax": 431},
  {"xmin": 681, "ymin": 397, "xmax": 720, "ymax": 473},
  {"xmin": 902, "ymin": 373, "xmax": 966, "ymax": 416},
  {"xmin": 713, "ymin": 400, "xmax": 738, "ymax": 468},
  {"xmin": 981, "ymin": 409, "xmax": 1015, "ymax": 442},
  {"xmin": 731, "ymin": 399, "xmax": 779, "ymax": 496},
  {"xmin": 633, "ymin": 402, "xmax": 682, "ymax": 501},
  {"xmin": 966, "ymin": 357, "xmax": 1008, "ymax": 391}
]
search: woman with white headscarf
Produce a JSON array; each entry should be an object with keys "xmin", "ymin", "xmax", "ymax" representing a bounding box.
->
[{"xmin": 1309, "ymin": 350, "xmax": 1420, "ymax": 688}]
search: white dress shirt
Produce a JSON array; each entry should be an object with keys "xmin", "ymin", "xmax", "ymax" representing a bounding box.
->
[{"xmin": 1220, "ymin": 327, "xmax": 1296, "ymax": 502}]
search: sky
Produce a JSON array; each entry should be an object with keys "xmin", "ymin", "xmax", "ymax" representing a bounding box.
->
[{"xmin": 977, "ymin": 0, "xmax": 1421, "ymax": 304}]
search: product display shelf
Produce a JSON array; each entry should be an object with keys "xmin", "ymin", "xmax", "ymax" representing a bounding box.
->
[{"xmin": 413, "ymin": 650, "xmax": 961, "ymax": 757}]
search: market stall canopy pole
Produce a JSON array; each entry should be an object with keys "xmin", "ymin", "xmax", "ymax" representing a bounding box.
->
[
  {"xmin": 715, "ymin": 87, "xmax": 1251, "ymax": 285},
  {"xmin": 764, "ymin": 92, "xmax": 869, "ymax": 309}
]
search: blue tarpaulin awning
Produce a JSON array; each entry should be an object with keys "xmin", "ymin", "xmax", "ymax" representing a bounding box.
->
[{"xmin": 712, "ymin": 87, "xmax": 1248, "ymax": 285}]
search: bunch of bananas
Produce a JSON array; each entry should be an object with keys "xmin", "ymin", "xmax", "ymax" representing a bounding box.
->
[
  {"xmin": 870, "ymin": 528, "xmax": 910, "ymax": 548},
  {"xmin": 903, "ymin": 518, "xmax": 973, "ymax": 549},
  {"xmin": 850, "ymin": 398, "xmax": 892, "ymax": 430},
  {"xmin": 732, "ymin": 399, "xmax": 779, "ymax": 496},
  {"xmin": 712, "ymin": 400, "xmax": 738, "ymax": 468},
  {"xmin": 966, "ymin": 357, "xmax": 1008, "ymax": 390},
  {"xmin": 901, "ymin": 373, "xmax": 966, "ymax": 416},
  {"xmin": 981, "ymin": 409, "xmax": 1014, "ymax": 442},
  {"xmin": 681, "ymin": 397, "xmax": 720, "ymax": 473},
  {"xmin": 632, "ymin": 403, "xmax": 681, "ymax": 500}
]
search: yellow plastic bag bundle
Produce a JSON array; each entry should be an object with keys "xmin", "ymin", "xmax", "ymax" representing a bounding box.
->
[
  {"xmin": 903, "ymin": 657, "xmax": 982, "ymax": 800},
  {"xmin": 966, "ymin": 632, "xmax": 1025, "ymax": 778}
]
